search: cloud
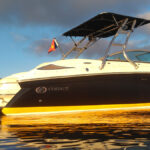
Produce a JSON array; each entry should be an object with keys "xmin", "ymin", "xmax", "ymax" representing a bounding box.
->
[
  {"xmin": 138, "ymin": 12, "xmax": 150, "ymax": 20},
  {"xmin": 27, "ymin": 38, "xmax": 50, "ymax": 56},
  {"xmin": 137, "ymin": 13, "xmax": 150, "ymax": 36},
  {"xmin": 0, "ymin": 0, "xmax": 150, "ymax": 27},
  {"xmin": 11, "ymin": 32, "xmax": 29, "ymax": 42}
]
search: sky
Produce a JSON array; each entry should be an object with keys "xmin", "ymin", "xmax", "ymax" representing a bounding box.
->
[{"xmin": 1, "ymin": 0, "xmax": 150, "ymax": 78}]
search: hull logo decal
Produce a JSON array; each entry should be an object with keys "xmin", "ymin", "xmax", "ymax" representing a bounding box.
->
[
  {"xmin": 48, "ymin": 87, "xmax": 69, "ymax": 92},
  {"xmin": 35, "ymin": 87, "xmax": 47, "ymax": 94},
  {"xmin": 35, "ymin": 86, "xmax": 69, "ymax": 94}
]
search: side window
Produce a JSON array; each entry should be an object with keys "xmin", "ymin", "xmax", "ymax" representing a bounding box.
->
[{"xmin": 37, "ymin": 64, "xmax": 74, "ymax": 70}]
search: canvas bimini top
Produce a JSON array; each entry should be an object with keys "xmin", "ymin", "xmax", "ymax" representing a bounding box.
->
[
  {"xmin": 62, "ymin": 12, "xmax": 150, "ymax": 69},
  {"xmin": 63, "ymin": 12, "xmax": 150, "ymax": 38}
]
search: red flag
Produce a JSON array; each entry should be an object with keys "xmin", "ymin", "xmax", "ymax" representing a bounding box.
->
[{"xmin": 48, "ymin": 38, "xmax": 58, "ymax": 53}]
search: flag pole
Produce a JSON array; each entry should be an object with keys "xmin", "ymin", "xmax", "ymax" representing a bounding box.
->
[
  {"xmin": 58, "ymin": 45, "xmax": 65, "ymax": 58},
  {"xmin": 54, "ymin": 38, "xmax": 65, "ymax": 58}
]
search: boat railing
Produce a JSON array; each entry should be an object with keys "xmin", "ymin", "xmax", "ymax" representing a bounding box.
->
[{"xmin": 100, "ymin": 19, "xmax": 138, "ymax": 69}]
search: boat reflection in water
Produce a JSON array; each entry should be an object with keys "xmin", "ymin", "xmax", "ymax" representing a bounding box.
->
[{"xmin": 1, "ymin": 109, "xmax": 150, "ymax": 149}]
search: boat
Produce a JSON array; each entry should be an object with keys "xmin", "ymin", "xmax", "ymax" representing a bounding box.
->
[
  {"xmin": 1, "ymin": 12, "xmax": 150, "ymax": 116},
  {"xmin": 0, "ymin": 72, "xmax": 26, "ymax": 107}
]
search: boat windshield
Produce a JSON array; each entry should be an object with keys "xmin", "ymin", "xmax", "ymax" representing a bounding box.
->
[{"xmin": 106, "ymin": 50, "xmax": 150, "ymax": 63}]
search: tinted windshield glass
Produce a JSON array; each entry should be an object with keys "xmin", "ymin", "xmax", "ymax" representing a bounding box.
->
[{"xmin": 107, "ymin": 51, "xmax": 150, "ymax": 62}]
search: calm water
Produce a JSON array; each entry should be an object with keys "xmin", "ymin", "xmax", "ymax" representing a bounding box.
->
[{"xmin": 1, "ymin": 109, "xmax": 150, "ymax": 150}]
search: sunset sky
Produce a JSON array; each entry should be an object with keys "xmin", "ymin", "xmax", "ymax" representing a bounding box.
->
[{"xmin": 1, "ymin": 0, "xmax": 150, "ymax": 78}]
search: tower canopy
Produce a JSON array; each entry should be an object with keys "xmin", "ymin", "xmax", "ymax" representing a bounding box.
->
[{"xmin": 63, "ymin": 12, "xmax": 150, "ymax": 38}]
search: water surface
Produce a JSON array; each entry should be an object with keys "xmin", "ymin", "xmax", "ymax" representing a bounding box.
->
[{"xmin": 1, "ymin": 109, "xmax": 150, "ymax": 149}]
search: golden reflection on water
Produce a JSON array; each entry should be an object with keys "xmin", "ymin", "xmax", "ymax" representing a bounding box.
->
[
  {"xmin": 1, "ymin": 109, "xmax": 150, "ymax": 149},
  {"xmin": 2, "ymin": 109, "xmax": 150, "ymax": 125}
]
